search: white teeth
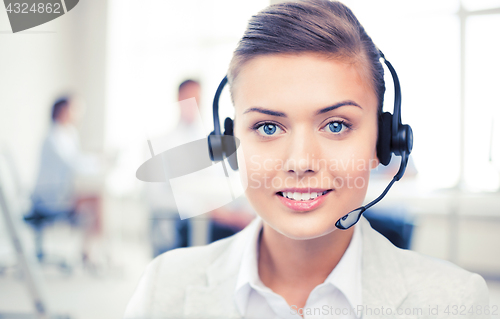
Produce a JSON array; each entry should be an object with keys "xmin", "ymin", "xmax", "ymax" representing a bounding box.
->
[{"xmin": 281, "ymin": 191, "xmax": 327, "ymax": 201}]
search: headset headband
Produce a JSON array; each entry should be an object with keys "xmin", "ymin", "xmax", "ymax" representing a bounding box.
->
[{"xmin": 212, "ymin": 76, "xmax": 228, "ymax": 136}]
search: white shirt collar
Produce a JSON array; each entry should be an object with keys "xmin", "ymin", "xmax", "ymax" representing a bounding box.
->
[{"xmin": 234, "ymin": 216, "xmax": 363, "ymax": 317}]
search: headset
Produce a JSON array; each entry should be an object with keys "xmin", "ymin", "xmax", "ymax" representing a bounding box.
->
[{"xmin": 207, "ymin": 50, "xmax": 413, "ymax": 230}]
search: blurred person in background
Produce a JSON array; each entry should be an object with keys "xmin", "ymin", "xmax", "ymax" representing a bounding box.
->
[
  {"xmin": 28, "ymin": 95, "xmax": 104, "ymax": 268},
  {"xmin": 146, "ymin": 79, "xmax": 203, "ymax": 255},
  {"xmin": 146, "ymin": 79, "xmax": 255, "ymax": 257}
]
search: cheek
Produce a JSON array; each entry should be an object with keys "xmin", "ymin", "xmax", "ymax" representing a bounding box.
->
[
  {"xmin": 323, "ymin": 138, "xmax": 377, "ymax": 190},
  {"xmin": 235, "ymin": 132, "xmax": 284, "ymax": 218},
  {"xmin": 237, "ymin": 146, "xmax": 273, "ymax": 217},
  {"xmin": 236, "ymin": 124, "xmax": 278, "ymax": 175},
  {"xmin": 236, "ymin": 132, "xmax": 266, "ymax": 194},
  {"xmin": 240, "ymin": 145, "xmax": 277, "ymax": 189}
]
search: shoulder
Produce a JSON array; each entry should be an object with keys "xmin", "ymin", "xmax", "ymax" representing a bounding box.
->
[
  {"xmin": 397, "ymin": 244, "xmax": 488, "ymax": 294},
  {"xmin": 401, "ymin": 247, "xmax": 489, "ymax": 307},
  {"xmin": 123, "ymin": 233, "xmax": 237, "ymax": 318},
  {"xmin": 396, "ymin": 248, "xmax": 490, "ymax": 317},
  {"xmin": 124, "ymin": 217, "xmax": 261, "ymax": 318},
  {"xmin": 149, "ymin": 234, "xmax": 233, "ymax": 282},
  {"xmin": 361, "ymin": 218, "xmax": 490, "ymax": 313}
]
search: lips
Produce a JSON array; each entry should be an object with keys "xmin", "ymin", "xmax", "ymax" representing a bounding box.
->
[{"xmin": 275, "ymin": 189, "xmax": 333, "ymax": 212}]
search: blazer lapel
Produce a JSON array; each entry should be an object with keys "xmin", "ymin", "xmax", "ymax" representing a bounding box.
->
[
  {"xmin": 184, "ymin": 216, "xmax": 408, "ymax": 318},
  {"xmin": 184, "ymin": 217, "xmax": 262, "ymax": 318},
  {"xmin": 360, "ymin": 216, "xmax": 408, "ymax": 315}
]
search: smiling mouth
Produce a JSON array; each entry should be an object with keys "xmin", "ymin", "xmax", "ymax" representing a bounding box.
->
[{"xmin": 276, "ymin": 190, "xmax": 333, "ymax": 201}]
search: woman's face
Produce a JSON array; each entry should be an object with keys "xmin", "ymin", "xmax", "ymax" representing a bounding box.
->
[{"xmin": 233, "ymin": 53, "xmax": 380, "ymax": 240}]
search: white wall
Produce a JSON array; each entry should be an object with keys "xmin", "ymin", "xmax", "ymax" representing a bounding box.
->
[
  {"xmin": 104, "ymin": 0, "xmax": 269, "ymax": 196},
  {"xmin": 0, "ymin": 0, "xmax": 108, "ymax": 191}
]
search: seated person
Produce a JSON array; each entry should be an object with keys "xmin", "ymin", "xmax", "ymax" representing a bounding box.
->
[{"xmin": 29, "ymin": 95, "xmax": 102, "ymax": 265}]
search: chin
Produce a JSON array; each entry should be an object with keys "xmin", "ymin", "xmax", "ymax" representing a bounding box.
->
[{"xmin": 263, "ymin": 208, "xmax": 344, "ymax": 240}]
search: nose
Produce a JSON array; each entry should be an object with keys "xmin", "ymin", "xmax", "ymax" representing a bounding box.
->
[{"xmin": 283, "ymin": 129, "xmax": 320, "ymax": 177}]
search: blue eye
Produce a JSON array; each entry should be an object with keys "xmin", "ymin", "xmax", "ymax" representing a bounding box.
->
[
  {"xmin": 326, "ymin": 121, "xmax": 348, "ymax": 134},
  {"xmin": 256, "ymin": 123, "xmax": 282, "ymax": 136}
]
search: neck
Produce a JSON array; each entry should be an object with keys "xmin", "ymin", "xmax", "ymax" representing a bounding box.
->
[
  {"xmin": 54, "ymin": 121, "xmax": 69, "ymax": 128},
  {"xmin": 258, "ymin": 222, "xmax": 354, "ymax": 290}
]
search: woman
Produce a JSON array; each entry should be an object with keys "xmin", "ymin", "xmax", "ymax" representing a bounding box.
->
[
  {"xmin": 125, "ymin": 1, "xmax": 490, "ymax": 318},
  {"xmin": 29, "ymin": 96, "xmax": 104, "ymax": 267}
]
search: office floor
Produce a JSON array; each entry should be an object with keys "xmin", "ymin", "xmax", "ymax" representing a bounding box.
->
[
  {"xmin": 0, "ymin": 196, "xmax": 499, "ymax": 319},
  {"xmin": 0, "ymin": 195, "xmax": 152, "ymax": 319},
  {"xmin": 0, "ymin": 239, "xmax": 149, "ymax": 319}
]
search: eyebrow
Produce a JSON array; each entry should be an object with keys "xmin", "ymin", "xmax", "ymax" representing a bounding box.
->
[
  {"xmin": 316, "ymin": 100, "xmax": 362, "ymax": 115},
  {"xmin": 243, "ymin": 100, "xmax": 362, "ymax": 117}
]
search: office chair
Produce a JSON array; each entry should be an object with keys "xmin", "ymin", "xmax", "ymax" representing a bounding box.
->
[
  {"xmin": 0, "ymin": 146, "xmax": 73, "ymax": 318},
  {"xmin": 0, "ymin": 147, "xmax": 73, "ymax": 274}
]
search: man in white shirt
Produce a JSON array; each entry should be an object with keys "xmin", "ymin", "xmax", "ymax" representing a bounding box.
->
[
  {"xmin": 145, "ymin": 80, "xmax": 256, "ymax": 256},
  {"xmin": 145, "ymin": 80, "xmax": 208, "ymax": 255}
]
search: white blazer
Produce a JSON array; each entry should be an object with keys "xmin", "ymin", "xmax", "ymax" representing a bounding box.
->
[{"xmin": 124, "ymin": 216, "xmax": 490, "ymax": 319}]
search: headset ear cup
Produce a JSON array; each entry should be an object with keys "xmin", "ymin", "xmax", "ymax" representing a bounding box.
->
[
  {"xmin": 225, "ymin": 140, "xmax": 238, "ymax": 171},
  {"xmin": 377, "ymin": 112, "xmax": 393, "ymax": 166},
  {"xmin": 223, "ymin": 117, "xmax": 233, "ymax": 136},
  {"xmin": 208, "ymin": 131, "xmax": 223, "ymax": 161},
  {"xmin": 223, "ymin": 117, "xmax": 238, "ymax": 170}
]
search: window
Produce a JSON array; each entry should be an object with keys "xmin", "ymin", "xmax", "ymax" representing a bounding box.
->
[{"xmin": 342, "ymin": 0, "xmax": 500, "ymax": 192}]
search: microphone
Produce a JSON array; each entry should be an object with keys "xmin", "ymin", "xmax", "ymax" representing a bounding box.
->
[{"xmin": 335, "ymin": 151, "xmax": 408, "ymax": 230}]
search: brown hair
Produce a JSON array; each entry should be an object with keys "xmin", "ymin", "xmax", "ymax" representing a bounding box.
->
[
  {"xmin": 51, "ymin": 96, "xmax": 70, "ymax": 122},
  {"xmin": 178, "ymin": 79, "xmax": 200, "ymax": 93},
  {"xmin": 227, "ymin": 0, "xmax": 385, "ymax": 115}
]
